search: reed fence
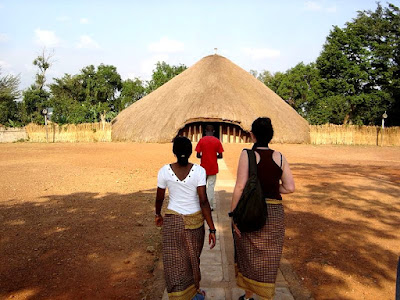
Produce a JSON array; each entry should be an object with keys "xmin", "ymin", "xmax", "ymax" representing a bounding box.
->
[
  {"xmin": 25, "ymin": 122, "xmax": 111, "ymax": 143},
  {"xmin": 310, "ymin": 124, "xmax": 400, "ymax": 146},
  {"xmin": 3, "ymin": 122, "xmax": 400, "ymax": 146}
]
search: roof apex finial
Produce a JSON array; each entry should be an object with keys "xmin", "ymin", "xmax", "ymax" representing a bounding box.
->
[{"xmin": 214, "ymin": 48, "xmax": 218, "ymax": 55}]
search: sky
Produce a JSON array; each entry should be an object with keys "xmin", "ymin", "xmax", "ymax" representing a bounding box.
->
[{"xmin": 1, "ymin": 0, "xmax": 399, "ymax": 91}]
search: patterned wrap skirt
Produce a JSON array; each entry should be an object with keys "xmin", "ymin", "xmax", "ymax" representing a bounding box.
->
[
  {"xmin": 162, "ymin": 209, "xmax": 205, "ymax": 300},
  {"xmin": 234, "ymin": 202, "xmax": 285, "ymax": 299}
]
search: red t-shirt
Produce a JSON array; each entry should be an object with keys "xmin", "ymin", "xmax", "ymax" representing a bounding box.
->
[{"xmin": 195, "ymin": 136, "xmax": 224, "ymax": 175}]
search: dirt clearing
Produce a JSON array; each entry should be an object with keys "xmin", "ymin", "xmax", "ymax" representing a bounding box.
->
[{"xmin": 1, "ymin": 143, "xmax": 399, "ymax": 300}]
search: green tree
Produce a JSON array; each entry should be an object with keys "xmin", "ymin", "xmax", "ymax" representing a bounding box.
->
[
  {"xmin": 146, "ymin": 61, "xmax": 187, "ymax": 93},
  {"xmin": 49, "ymin": 64, "xmax": 123, "ymax": 123},
  {"xmin": 21, "ymin": 51, "xmax": 53, "ymax": 124},
  {"xmin": 316, "ymin": 3, "xmax": 399, "ymax": 125},
  {"xmin": 0, "ymin": 68, "xmax": 21, "ymax": 126},
  {"xmin": 117, "ymin": 78, "xmax": 145, "ymax": 111},
  {"xmin": 33, "ymin": 49, "xmax": 53, "ymax": 90},
  {"xmin": 269, "ymin": 63, "xmax": 322, "ymax": 118},
  {"xmin": 250, "ymin": 69, "xmax": 275, "ymax": 87},
  {"xmin": 22, "ymin": 87, "xmax": 50, "ymax": 124}
]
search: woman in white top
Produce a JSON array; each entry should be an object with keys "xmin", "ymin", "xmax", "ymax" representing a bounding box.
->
[{"xmin": 155, "ymin": 136, "xmax": 216, "ymax": 300}]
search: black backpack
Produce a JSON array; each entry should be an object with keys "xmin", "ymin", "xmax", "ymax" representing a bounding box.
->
[{"xmin": 232, "ymin": 149, "xmax": 267, "ymax": 232}]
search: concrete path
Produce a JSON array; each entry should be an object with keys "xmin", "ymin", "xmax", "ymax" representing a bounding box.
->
[{"xmin": 162, "ymin": 159, "xmax": 295, "ymax": 300}]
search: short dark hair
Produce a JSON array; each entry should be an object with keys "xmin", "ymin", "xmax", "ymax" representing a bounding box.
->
[
  {"xmin": 251, "ymin": 117, "xmax": 274, "ymax": 148},
  {"xmin": 173, "ymin": 136, "xmax": 192, "ymax": 166},
  {"xmin": 205, "ymin": 125, "xmax": 214, "ymax": 133}
]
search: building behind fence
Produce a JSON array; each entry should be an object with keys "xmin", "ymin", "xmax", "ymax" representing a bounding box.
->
[{"xmin": 1, "ymin": 122, "xmax": 400, "ymax": 146}]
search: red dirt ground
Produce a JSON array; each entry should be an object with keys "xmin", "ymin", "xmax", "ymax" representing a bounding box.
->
[{"xmin": 0, "ymin": 143, "xmax": 399, "ymax": 300}]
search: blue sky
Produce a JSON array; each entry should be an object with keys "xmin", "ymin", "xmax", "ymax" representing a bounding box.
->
[{"xmin": 1, "ymin": 0, "xmax": 399, "ymax": 90}]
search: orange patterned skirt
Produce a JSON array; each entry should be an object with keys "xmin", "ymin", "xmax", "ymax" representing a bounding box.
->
[
  {"xmin": 162, "ymin": 210, "xmax": 205, "ymax": 300},
  {"xmin": 233, "ymin": 202, "xmax": 285, "ymax": 299}
]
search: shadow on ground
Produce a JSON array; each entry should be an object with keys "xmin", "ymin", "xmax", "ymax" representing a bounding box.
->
[
  {"xmin": 0, "ymin": 189, "xmax": 164, "ymax": 300},
  {"xmin": 284, "ymin": 162, "xmax": 400, "ymax": 299}
]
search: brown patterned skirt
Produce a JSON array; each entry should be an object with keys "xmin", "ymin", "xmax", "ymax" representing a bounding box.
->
[
  {"xmin": 234, "ymin": 202, "xmax": 285, "ymax": 299},
  {"xmin": 162, "ymin": 210, "xmax": 205, "ymax": 300}
]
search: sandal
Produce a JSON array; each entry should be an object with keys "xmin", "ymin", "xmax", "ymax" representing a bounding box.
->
[
  {"xmin": 192, "ymin": 289, "xmax": 206, "ymax": 300},
  {"xmin": 238, "ymin": 295, "xmax": 255, "ymax": 300}
]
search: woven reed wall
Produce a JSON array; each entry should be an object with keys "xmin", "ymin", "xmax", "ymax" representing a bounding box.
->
[
  {"xmin": 17, "ymin": 122, "xmax": 400, "ymax": 146},
  {"xmin": 25, "ymin": 122, "xmax": 111, "ymax": 142},
  {"xmin": 310, "ymin": 124, "xmax": 400, "ymax": 146}
]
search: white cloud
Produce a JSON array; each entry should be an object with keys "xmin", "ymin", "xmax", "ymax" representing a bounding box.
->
[
  {"xmin": 242, "ymin": 47, "xmax": 280, "ymax": 60},
  {"xmin": 80, "ymin": 18, "xmax": 89, "ymax": 24},
  {"xmin": 304, "ymin": 1, "xmax": 337, "ymax": 13},
  {"xmin": 76, "ymin": 35, "xmax": 100, "ymax": 49},
  {"xmin": 0, "ymin": 60, "xmax": 11, "ymax": 69},
  {"xmin": 34, "ymin": 28, "xmax": 61, "ymax": 47},
  {"xmin": 141, "ymin": 54, "xmax": 169, "ymax": 75},
  {"xmin": 148, "ymin": 37, "xmax": 184, "ymax": 53},
  {"xmin": 304, "ymin": 1, "xmax": 322, "ymax": 11},
  {"xmin": 0, "ymin": 33, "xmax": 9, "ymax": 42},
  {"xmin": 57, "ymin": 16, "xmax": 70, "ymax": 22}
]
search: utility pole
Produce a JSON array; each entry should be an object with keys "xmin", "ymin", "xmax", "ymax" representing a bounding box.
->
[
  {"xmin": 381, "ymin": 111, "xmax": 387, "ymax": 146},
  {"xmin": 42, "ymin": 108, "xmax": 48, "ymax": 143}
]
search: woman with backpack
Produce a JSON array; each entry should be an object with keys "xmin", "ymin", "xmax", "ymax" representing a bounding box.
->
[
  {"xmin": 230, "ymin": 117, "xmax": 295, "ymax": 300},
  {"xmin": 155, "ymin": 136, "xmax": 216, "ymax": 300}
]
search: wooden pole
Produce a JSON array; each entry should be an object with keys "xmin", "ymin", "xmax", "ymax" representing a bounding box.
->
[
  {"xmin": 199, "ymin": 124, "xmax": 202, "ymax": 140},
  {"xmin": 45, "ymin": 114, "xmax": 48, "ymax": 143},
  {"xmin": 233, "ymin": 127, "xmax": 236, "ymax": 143},
  {"xmin": 219, "ymin": 125, "xmax": 222, "ymax": 142},
  {"xmin": 193, "ymin": 125, "xmax": 197, "ymax": 142},
  {"xmin": 188, "ymin": 126, "xmax": 192, "ymax": 141},
  {"xmin": 227, "ymin": 126, "xmax": 230, "ymax": 143}
]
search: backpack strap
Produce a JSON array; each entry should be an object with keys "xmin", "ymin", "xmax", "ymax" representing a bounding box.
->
[{"xmin": 246, "ymin": 149, "xmax": 258, "ymax": 177}]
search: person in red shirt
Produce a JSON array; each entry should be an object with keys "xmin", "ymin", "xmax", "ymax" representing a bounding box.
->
[{"xmin": 195, "ymin": 125, "xmax": 224, "ymax": 211}]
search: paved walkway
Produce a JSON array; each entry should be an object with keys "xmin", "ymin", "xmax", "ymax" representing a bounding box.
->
[{"xmin": 163, "ymin": 159, "xmax": 295, "ymax": 300}]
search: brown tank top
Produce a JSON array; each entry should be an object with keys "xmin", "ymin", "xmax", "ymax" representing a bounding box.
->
[{"xmin": 255, "ymin": 149, "xmax": 283, "ymax": 200}]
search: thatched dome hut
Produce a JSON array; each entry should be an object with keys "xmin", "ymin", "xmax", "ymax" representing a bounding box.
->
[{"xmin": 112, "ymin": 54, "xmax": 310, "ymax": 143}]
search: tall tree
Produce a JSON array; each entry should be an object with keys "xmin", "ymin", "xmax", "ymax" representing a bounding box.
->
[
  {"xmin": 49, "ymin": 64, "xmax": 123, "ymax": 123},
  {"xmin": 316, "ymin": 3, "xmax": 399, "ymax": 125},
  {"xmin": 146, "ymin": 61, "xmax": 187, "ymax": 93},
  {"xmin": 22, "ymin": 50, "xmax": 53, "ymax": 124},
  {"xmin": 117, "ymin": 78, "xmax": 145, "ymax": 111},
  {"xmin": 33, "ymin": 49, "xmax": 53, "ymax": 90},
  {"xmin": 0, "ymin": 68, "xmax": 21, "ymax": 126}
]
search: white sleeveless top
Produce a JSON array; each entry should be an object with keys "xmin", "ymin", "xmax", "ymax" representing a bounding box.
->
[{"xmin": 157, "ymin": 163, "xmax": 207, "ymax": 215}]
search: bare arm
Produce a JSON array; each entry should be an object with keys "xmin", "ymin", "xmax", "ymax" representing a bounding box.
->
[
  {"xmin": 155, "ymin": 187, "xmax": 166, "ymax": 226},
  {"xmin": 230, "ymin": 150, "xmax": 249, "ymax": 212},
  {"xmin": 279, "ymin": 155, "xmax": 295, "ymax": 194},
  {"xmin": 198, "ymin": 185, "xmax": 216, "ymax": 249}
]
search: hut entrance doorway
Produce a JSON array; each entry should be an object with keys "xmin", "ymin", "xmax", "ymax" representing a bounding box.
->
[{"xmin": 177, "ymin": 121, "xmax": 251, "ymax": 143}]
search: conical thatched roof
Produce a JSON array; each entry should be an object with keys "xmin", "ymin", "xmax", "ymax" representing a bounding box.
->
[{"xmin": 112, "ymin": 54, "xmax": 310, "ymax": 143}]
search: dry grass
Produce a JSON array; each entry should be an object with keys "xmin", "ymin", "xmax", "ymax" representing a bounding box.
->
[
  {"xmin": 112, "ymin": 54, "xmax": 310, "ymax": 144},
  {"xmin": 310, "ymin": 124, "xmax": 400, "ymax": 146},
  {"xmin": 25, "ymin": 122, "xmax": 111, "ymax": 143}
]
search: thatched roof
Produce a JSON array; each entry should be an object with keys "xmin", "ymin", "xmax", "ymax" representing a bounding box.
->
[{"xmin": 112, "ymin": 54, "xmax": 310, "ymax": 143}]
